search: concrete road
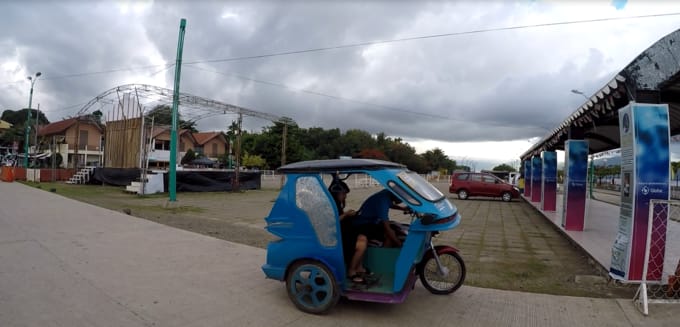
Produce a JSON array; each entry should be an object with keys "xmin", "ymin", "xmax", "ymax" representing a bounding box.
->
[{"xmin": 0, "ymin": 182, "xmax": 676, "ymax": 326}]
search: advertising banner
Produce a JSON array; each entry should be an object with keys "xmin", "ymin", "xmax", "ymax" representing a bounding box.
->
[
  {"xmin": 561, "ymin": 140, "xmax": 588, "ymax": 230},
  {"xmin": 541, "ymin": 151, "xmax": 557, "ymax": 211},
  {"xmin": 610, "ymin": 103, "xmax": 670, "ymax": 281},
  {"xmin": 531, "ymin": 156, "xmax": 542, "ymax": 202},
  {"xmin": 524, "ymin": 160, "xmax": 532, "ymax": 196}
]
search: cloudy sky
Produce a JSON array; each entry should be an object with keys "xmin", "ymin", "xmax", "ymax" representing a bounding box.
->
[{"xmin": 2, "ymin": 0, "xmax": 679, "ymax": 169}]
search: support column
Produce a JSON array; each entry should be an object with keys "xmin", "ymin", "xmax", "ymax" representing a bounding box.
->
[
  {"xmin": 610, "ymin": 103, "xmax": 670, "ymax": 281},
  {"xmin": 531, "ymin": 156, "xmax": 542, "ymax": 202},
  {"xmin": 524, "ymin": 160, "xmax": 532, "ymax": 197},
  {"xmin": 561, "ymin": 140, "xmax": 588, "ymax": 231},
  {"xmin": 541, "ymin": 151, "xmax": 557, "ymax": 211}
]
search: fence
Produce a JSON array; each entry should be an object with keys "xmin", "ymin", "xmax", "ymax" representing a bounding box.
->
[{"xmin": 634, "ymin": 199, "xmax": 680, "ymax": 315}]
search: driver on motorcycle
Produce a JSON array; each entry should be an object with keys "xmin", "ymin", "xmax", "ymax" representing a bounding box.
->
[{"xmin": 353, "ymin": 189, "xmax": 407, "ymax": 248}]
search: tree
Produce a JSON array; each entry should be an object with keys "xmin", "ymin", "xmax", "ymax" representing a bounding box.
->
[
  {"xmin": 92, "ymin": 110, "xmax": 103, "ymax": 123},
  {"xmin": 0, "ymin": 109, "xmax": 50, "ymax": 147},
  {"xmin": 242, "ymin": 152, "xmax": 267, "ymax": 168},
  {"xmin": 672, "ymin": 161, "xmax": 680, "ymax": 178},
  {"xmin": 181, "ymin": 149, "xmax": 197, "ymax": 165},
  {"xmin": 356, "ymin": 148, "xmax": 388, "ymax": 160},
  {"xmin": 421, "ymin": 148, "xmax": 456, "ymax": 173},
  {"xmin": 594, "ymin": 164, "xmax": 620, "ymax": 185},
  {"xmin": 492, "ymin": 164, "xmax": 516, "ymax": 172},
  {"xmin": 339, "ymin": 129, "xmax": 376, "ymax": 157},
  {"xmin": 145, "ymin": 105, "xmax": 197, "ymax": 132}
]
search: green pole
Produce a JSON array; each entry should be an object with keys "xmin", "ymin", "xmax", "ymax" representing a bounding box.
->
[
  {"xmin": 23, "ymin": 89, "xmax": 32, "ymax": 168},
  {"xmin": 23, "ymin": 74, "xmax": 40, "ymax": 168},
  {"xmin": 169, "ymin": 18, "xmax": 186, "ymax": 202}
]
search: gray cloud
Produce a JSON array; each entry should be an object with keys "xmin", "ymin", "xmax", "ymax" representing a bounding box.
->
[{"xmin": 1, "ymin": 0, "xmax": 678, "ymax": 150}]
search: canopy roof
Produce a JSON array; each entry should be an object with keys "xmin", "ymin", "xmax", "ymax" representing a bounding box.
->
[
  {"xmin": 277, "ymin": 159, "xmax": 404, "ymax": 173},
  {"xmin": 521, "ymin": 28, "xmax": 680, "ymax": 160}
]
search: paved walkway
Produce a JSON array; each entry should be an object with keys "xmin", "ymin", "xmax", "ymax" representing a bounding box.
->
[
  {"xmin": 523, "ymin": 189, "xmax": 680, "ymax": 281},
  {"xmin": 0, "ymin": 181, "xmax": 676, "ymax": 326}
]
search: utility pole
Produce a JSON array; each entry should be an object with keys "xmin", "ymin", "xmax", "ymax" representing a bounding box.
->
[
  {"xmin": 280, "ymin": 118, "xmax": 290, "ymax": 188},
  {"xmin": 233, "ymin": 113, "xmax": 242, "ymax": 192},
  {"xmin": 34, "ymin": 104, "xmax": 40, "ymax": 161},
  {"xmin": 169, "ymin": 18, "xmax": 186, "ymax": 203},
  {"xmin": 24, "ymin": 72, "xmax": 41, "ymax": 168}
]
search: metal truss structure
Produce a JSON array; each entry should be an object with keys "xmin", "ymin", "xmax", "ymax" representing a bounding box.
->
[{"xmin": 76, "ymin": 83, "xmax": 285, "ymax": 124}]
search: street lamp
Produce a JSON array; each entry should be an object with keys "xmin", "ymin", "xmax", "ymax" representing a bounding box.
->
[
  {"xmin": 24, "ymin": 71, "xmax": 42, "ymax": 168},
  {"xmin": 571, "ymin": 89, "xmax": 589, "ymax": 101}
]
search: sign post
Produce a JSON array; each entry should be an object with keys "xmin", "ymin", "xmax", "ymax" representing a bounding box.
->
[{"xmin": 610, "ymin": 103, "xmax": 670, "ymax": 281}]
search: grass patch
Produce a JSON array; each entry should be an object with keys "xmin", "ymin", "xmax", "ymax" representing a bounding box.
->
[
  {"xmin": 127, "ymin": 204, "xmax": 206, "ymax": 214},
  {"xmin": 20, "ymin": 181, "xmax": 125, "ymax": 198}
]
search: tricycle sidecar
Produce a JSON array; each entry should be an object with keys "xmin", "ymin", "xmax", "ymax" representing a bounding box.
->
[{"xmin": 261, "ymin": 159, "xmax": 465, "ymax": 314}]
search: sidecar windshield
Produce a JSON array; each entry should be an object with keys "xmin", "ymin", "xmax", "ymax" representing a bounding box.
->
[{"xmin": 397, "ymin": 171, "xmax": 444, "ymax": 202}]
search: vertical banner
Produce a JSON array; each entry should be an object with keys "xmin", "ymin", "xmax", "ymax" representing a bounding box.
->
[
  {"xmin": 531, "ymin": 156, "xmax": 542, "ymax": 202},
  {"xmin": 524, "ymin": 160, "xmax": 532, "ymax": 197},
  {"xmin": 541, "ymin": 151, "xmax": 557, "ymax": 211},
  {"xmin": 562, "ymin": 140, "xmax": 588, "ymax": 230},
  {"xmin": 610, "ymin": 103, "xmax": 670, "ymax": 281}
]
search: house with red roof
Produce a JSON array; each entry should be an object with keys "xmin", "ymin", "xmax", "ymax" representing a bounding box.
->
[
  {"xmin": 37, "ymin": 115, "xmax": 104, "ymax": 168},
  {"xmin": 146, "ymin": 126, "xmax": 197, "ymax": 168},
  {"xmin": 191, "ymin": 131, "xmax": 229, "ymax": 160}
]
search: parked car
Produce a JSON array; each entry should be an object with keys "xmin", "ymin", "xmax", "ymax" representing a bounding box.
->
[{"xmin": 449, "ymin": 172, "xmax": 520, "ymax": 202}]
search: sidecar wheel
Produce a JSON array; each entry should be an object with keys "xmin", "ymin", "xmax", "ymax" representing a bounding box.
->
[
  {"xmin": 286, "ymin": 260, "xmax": 339, "ymax": 314},
  {"xmin": 417, "ymin": 250, "xmax": 465, "ymax": 295}
]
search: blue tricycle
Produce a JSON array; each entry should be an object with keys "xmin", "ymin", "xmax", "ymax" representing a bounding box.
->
[{"xmin": 262, "ymin": 159, "xmax": 465, "ymax": 314}]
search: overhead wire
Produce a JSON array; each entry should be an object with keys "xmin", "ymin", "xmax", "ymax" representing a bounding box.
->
[
  {"xmin": 184, "ymin": 65, "xmax": 449, "ymax": 120},
  {"xmin": 183, "ymin": 12, "xmax": 680, "ymax": 64},
  {"xmin": 3, "ymin": 11, "xmax": 677, "ymax": 85},
  {"xmin": 5, "ymin": 11, "xmax": 677, "ymax": 130},
  {"xmin": 183, "ymin": 65, "xmax": 552, "ymax": 131}
]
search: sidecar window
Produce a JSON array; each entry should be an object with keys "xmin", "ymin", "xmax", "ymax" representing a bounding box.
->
[{"xmin": 295, "ymin": 176, "xmax": 337, "ymax": 247}]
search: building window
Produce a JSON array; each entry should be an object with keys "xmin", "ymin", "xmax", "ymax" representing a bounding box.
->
[
  {"xmin": 212, "ymin": 143, "xmax": 218, "ymax": 156},
  {"xmin": 155, "ymin": 140, "xmax": 170, "ymax": 150},
  {"xmin": 79, "ymin": 130, "xmax": 88, "ymax": 150}
]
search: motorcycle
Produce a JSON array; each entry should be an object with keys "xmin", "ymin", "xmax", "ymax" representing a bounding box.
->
[{"xmin": 261, "ymin": 159, "xmax": 465, "ymax": 314}]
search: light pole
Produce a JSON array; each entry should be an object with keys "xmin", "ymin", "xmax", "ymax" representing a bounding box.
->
[
  {"xmin": 24, "ymin": 71, "xmax": 42, "ymax": 168},
  {"xmin": 571, "ymin": 89, "xmax": 589, "ymax": 101}
]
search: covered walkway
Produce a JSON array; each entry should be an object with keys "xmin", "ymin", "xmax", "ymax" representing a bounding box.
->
[{"xmin": 523, "ymin": 191, "xmax": 680, "ymax": 281}]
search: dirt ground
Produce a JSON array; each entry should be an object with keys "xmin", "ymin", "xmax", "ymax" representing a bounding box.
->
[{"xmin": 23, "ymin": 178, "xmax": 637, "ymax": 298}]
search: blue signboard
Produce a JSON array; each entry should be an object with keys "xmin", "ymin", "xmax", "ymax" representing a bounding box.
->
[
  {"xmin": 524, "ymin": 160, "xmax": 531, "ymax": 196},
  {"xmin": 610, "ymin": 103, "xmax": 670, "ymax": 281},
  {"xmin": 561, "ymin": 140, "xmax": 588, "ymax": 230},
  {"xmin": 541, "ymin": 151, "xmax": 557, "ymax": 211},
  {"xmin": 531, "ymin": 156, "xmax": 542, "ymax": 202}
]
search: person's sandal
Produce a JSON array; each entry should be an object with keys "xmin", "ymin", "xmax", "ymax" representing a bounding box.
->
[{"xmin": 349, "ymin": 274, "xmax": 365, "ymax": 284}]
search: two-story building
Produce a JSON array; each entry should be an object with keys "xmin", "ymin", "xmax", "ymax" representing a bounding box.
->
[
  {"xmin": 145, "ymin": 129, "xmax": 229, "ymax": 168},
  {"xmin": 37, "ymin": 115, "xmax": 104, "ymax": 168},
  {"xmin": 192, "ymin": 132, "xmax": 228, "ymax": 160},
  {"xmin": 146, "ymin": 126, "xmax": 197, "ymax": 168}
]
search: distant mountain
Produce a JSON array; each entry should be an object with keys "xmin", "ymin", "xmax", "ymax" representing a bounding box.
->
[{"xmin": 594, "ymin": 155, "xmax": 620, "ymax": 167}]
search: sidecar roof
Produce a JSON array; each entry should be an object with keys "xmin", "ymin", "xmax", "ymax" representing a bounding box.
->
[{"xmin": 277, "ymin": 159, "xmax": 405, "ymax": 174}]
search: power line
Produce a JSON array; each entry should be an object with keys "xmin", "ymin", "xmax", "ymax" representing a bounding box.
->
[
  {"xmin": 184, "ymin": 65, "xmax": 448, "ymax": 119},
  {"xmin": 0, "ymin": 63, "xmax": 173, "ymax": 86},
  {"xmin": 2, "ymin": 12, "xmax": 675, "ymax": 85},
  {"xmin": 184, "ymin": 12, "xmax": 680, "ymax": 65},
  {"xmin": 184, "ymin": 65, "xmax": 552, "ymax": 131},
  {"xmin": 43, "ymin": 63, "xmax": 174, "ymax": 81}
]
